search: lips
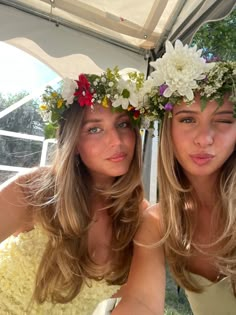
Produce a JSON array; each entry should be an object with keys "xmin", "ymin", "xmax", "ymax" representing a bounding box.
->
[
  {"xmin": 190, "ymin": 153, "xmax": 215, "ymax": 166},
  {"xmin": 107, "ymin": 152, "xmax": 127, "ymax": 162}
]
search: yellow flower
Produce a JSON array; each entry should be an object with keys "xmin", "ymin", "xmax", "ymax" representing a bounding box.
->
[
  {"xmin": 39, "ymin": 104, "xmax": 48, "ymax": 111},
  {"xmin": 57, "ymin": 99, "xmax": 64, "ymax": 109},
  {"xmin": 102, "ymin": 96, "xmax": 109, "ymax": 108},
  {"xmin": 52, "ymin": 92, "xmax": 58, "ymax": 98}
]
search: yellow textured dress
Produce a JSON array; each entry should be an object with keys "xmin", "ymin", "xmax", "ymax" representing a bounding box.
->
[{"xmin": 0, "ymin": 227, "xmax": 120, "ymax": 315}]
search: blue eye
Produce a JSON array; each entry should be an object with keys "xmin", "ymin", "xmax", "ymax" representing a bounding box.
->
[{"xmin": 88, "ymin": 127, "xmax": 102, "ymax": 134}]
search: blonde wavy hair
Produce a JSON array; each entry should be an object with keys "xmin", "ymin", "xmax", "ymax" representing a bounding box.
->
[
  {"xmin": 158, "ymin": 112, "xmax": 236, "ymax": 294},
  {"xmin": 24, "ymin": 102, "xmax": 144, "ymax": 303}
]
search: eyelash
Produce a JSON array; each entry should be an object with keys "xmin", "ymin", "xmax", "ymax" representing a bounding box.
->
[
  {"xmin": 178, "ymin": 117, "xmax": 233, "ymax": 125},
  {"xmin": 88, "ymin": 127, "xmax": 101, "ymax": 134},
  {"xmin": 179, "ymin": 117, "xmax": 195, "ymax": 123},
  {"xmin": 118, "ymin": 121, "xmax": 130, "ymax": 128},
  {"xmin": 87, "ymin": 120, "xmax": 130, "ymax": 134},
  {"xmin": 215, "ymin": 120, "xmax": 233, "ymax": 124}
]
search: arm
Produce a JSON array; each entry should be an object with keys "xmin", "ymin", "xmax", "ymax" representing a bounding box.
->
[
  {"xmin": 0, "ymin": 171, "xmax": 34, "ymax": 242},
  {"xmin": 112, "ymin": 204, "xmax": 165, "ymax": 315}
]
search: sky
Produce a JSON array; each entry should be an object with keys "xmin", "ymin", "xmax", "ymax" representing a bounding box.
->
[{"xmin": 0, "ymin": 42, "xmax": 57, "ymax": 96}]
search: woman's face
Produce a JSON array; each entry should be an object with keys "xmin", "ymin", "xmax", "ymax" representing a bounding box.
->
[
  {"xmin": 77, "ymin": 104, "xmax": 136, "ymax": 186},
  {"xmin": 171, "ymin": 95, "xmax": 236, "ymax": 181}
]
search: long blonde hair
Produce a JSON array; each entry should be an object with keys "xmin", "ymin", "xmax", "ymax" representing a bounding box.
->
[
  {"xmin": 25, "ymin": 102, "xmax": 144, "ymax": 303},
  {"xmin": 158, "ymin": 113, "xmax": 236, "ymax": 293}
]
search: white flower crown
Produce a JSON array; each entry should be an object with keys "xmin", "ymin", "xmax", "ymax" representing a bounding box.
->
[{"xmin": 140, "ymin": 40, "xmax": 236, "ymax": 124}]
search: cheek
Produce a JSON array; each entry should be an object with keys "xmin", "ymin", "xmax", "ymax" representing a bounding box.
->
[
  {"xmin": 217, "ymin": 127, "xmax": 236, "ymax": 147},
  {"xmin": 76, "ymin": 139, "xmax": 96, "ymax": 159},
  {"xmin": 78, "ymin": 146, "xmax": 99, "ymax": 169},
  {"xmin": 171, "ymin": 133, "xmax": 189, "ymax": 162},
  {"xmin": 79, "ymin": 143, "xmax": 99, "ymax": 159},
  {"xmin": 126, "ymin": 132, "xmax": 136, "ymax": 154},
  {"xmin": 171, "ymin": 128, "xmax": 183, "ymax": 152},
  {"xmin": 219, "ymin": 138, "xmax": 236, "ymax": 158}
]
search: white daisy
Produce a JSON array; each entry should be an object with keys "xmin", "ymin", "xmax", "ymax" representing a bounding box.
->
[
  {"xmin": 62, "ymin": 78, "xmax": 77, "ymax": 106},
  {"xmin": 112, "ymin": 79, "xmax": 138, "ymax": 109},
  {"xmin": 150, "ymin": 40, "xmax": 214, "ymax": 100}
]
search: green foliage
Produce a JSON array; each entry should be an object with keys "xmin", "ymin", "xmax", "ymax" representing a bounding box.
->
[
  {"xmin": 0, "ymin": 95, "xmax": 44, "ymax": 135},
  {"xmin": 40, "ymin": 68, "xmax": 145, "ymax": 138},
  {"xmin": 0, "ymin": 92, "xmax": 45, "ymax": 173},
  {"xmin": 0, "ymin": 91, "xmax": 27, "ymax": 109},
  {"xmin": 192, "ymin": 9, "xmax": 236, "ymax": 61},
  {"xmin": 165, "ymin": 267, "xmax": 193, "ymax": 315},
  {"xmin": 44, "ymin": 123, "xmax": 57, "ymax": 139}
]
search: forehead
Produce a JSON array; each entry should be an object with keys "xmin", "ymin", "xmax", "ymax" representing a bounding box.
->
[
  {"xmin": 173, "ymin": 96, "xmax": 234, "ymax": 115},
  {"xmin": 82, "ymin": 104, "xmax": 128, "ymax": 121}
]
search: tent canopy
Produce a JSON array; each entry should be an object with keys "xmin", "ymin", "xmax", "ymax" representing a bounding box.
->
[{"xmin": 0, "ymin": 0, "xmax": 235, "ymax": 77}]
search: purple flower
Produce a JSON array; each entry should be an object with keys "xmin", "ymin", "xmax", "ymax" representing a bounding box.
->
[
  {"xmin": 159, "ymin": 84, "xmax": 168, "ymax": 96},
  {"xmin": 205, "ymin": 56, "xmax": 221, "ymax": 63},
  {"xmin": 164, "ymin": 103, "xmax": 173, "ymax": 111}
]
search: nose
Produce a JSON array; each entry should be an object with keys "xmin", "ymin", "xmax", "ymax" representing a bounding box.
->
[
  {"xmin": 107, "ymin": 127, "xmax": 122, "ymax": 146},
  {"xmin": 193, "ymin": 124, "xmax": 214, "ymax": 147}
]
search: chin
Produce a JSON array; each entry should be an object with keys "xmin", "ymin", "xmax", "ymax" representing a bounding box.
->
[
  {"xmin": 187, "ymin": 168, "xmax": 219, "ymax": 178},
  {"xmin": 110, "ymin": 168, "xmax": 130, "ymax": 177}
]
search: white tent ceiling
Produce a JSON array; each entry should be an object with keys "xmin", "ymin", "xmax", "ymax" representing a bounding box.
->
[{"xmin": 0, "ymin": 0, "xmax": 235, "ymax": 77}]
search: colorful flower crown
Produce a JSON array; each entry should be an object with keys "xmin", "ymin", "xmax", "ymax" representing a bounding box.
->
[
  {"xmin": 40, "ymin": 67, "xmax": 145, "ymax": 138},
  {"xmin": 140, "ymin": 40, "xmax": 236, "ymax": 125},
  {"xmin": 40, "ymin": 40, "xmax": 236, "ymax": 138}
]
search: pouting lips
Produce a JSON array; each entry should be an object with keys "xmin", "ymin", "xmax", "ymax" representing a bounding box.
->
[{"xmin": 189, "ymin": 153, "xmax": 215, "ymax": 166}]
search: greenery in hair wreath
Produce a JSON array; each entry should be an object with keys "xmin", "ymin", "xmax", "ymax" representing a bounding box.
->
[
  {"xmin": 40, "ymin": 41, "xmax": 236, "ymax": 138},
  {"xmin": 139, "ymin": 41, "xmax": 236, "ymax": 123},
  {"xmin": 40, "ymin": 67, "xmax": 145, "ymax": 139}
]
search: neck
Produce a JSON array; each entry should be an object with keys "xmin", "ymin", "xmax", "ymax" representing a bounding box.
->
[
  {"xmin": 90, "ymin": 192, "xmax": 109, "ymax": 215},
  {"xmin": 90, "ymin": 173, "xmax": 115, "ymax": 190},
  {"xmin": 188, "ymin": 174, "xmax": 218, "ymax": 209}
]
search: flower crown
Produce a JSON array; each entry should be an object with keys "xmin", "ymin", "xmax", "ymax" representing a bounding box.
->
[
  {"xmin": 141, "ymin": 40, "xmax": 236, "ymax": 125},
  {"xmin": 40, "ymin": 67, "xmax": 145, "ymax": 138},
  {"xmin": 40, "ymin": 41, "xmax": 236, "ymax": 138}
]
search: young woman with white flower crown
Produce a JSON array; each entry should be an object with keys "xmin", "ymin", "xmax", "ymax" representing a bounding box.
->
[
  {"xmin": 119, "ymin": 40, "xmax": 236, "ymax": 315},
  {"xmin": 0, "ymin": 67, "xmax": 167, "ymax": 315}
]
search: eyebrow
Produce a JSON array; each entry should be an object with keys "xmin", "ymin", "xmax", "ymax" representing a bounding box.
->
[
  {"xmin": 214, "ymin": 110, "xmax": 234, "ymax": 116},
  {"xmin": 174, "ymin": 110, "xmax": 196, "ymax": 116},
  {"xmin": 82, "ymin": 113, "xmax": 129, "ymax": 126},
  {"xmin": 82, "ymin": 118, "xmax": 102, "ymax": 125},
  {"xmin": 174, "ymin": 110, "xmax": 234, "ymax": 116}
]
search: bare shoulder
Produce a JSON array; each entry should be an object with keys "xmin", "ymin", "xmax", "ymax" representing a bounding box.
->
[
  {"xmin": 0, "ymin": 166, "xmax": 47, "ymax": 190},
  {"xmin": 0, "ymin": 167, "xmax": 49, "ymax": 241},
  {"xmin": 139, "ymin": 198, "xmax": 150, "ymax": 213}
]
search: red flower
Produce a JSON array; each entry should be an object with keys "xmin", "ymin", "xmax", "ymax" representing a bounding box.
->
[
  {"xmin": 128, "ymin": 105, "xmax": 140, "ymax": 120},
  {"xmin": 133, "ymin": 110, "xmax": 140, "ymax": 120},
  {"xmin": 74, "ymin": 74, "xmax": 93, "ymax": 106}
]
